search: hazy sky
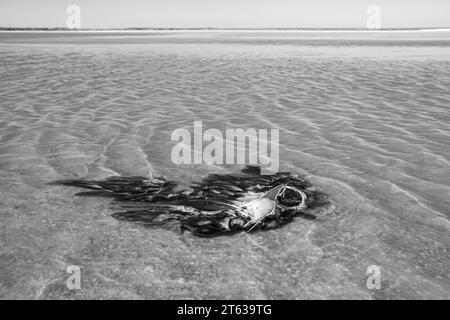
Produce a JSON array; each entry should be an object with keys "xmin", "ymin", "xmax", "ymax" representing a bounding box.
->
[{"xmin": 0, "ymin": 0, "xmax": 449, "ymax": 29}]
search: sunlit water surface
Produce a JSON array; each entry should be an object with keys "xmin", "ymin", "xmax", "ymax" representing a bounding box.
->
[{"xmin": 0, "ymin": 31, "xmax": 449, "ymax": 299}]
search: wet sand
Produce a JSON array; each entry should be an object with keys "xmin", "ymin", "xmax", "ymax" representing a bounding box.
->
[{"xmin": 0, "ymin": 31, "xmax": 449, "ymax": 299}]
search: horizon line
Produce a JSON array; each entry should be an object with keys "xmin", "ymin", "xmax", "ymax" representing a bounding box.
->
[{"xmin": 1, "ymin": 27, "xmax": 450, "ymax": 33}]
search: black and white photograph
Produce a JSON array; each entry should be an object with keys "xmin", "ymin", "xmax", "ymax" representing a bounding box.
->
[{"xmin": 0, "ymin": 0, "xmax": 449, "ymax": 303}]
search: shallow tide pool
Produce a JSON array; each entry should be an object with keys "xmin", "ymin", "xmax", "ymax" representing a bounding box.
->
[{"xmin": 0, "ymin": 31, "xmax": 449, "ymax": 299}]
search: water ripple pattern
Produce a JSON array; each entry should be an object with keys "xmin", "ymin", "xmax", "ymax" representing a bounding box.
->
[{"xmin": 0, "ymin": 31, "xmax": 449, "ymax": 299}]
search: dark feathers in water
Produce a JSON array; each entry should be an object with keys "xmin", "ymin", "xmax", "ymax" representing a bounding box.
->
[{"xmin": 51, "ymin": 166, "xmax": 329, "ymax": 237}]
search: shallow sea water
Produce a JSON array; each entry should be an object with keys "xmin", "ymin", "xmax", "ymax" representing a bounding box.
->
[{"xmin": 0, "ymin": 31, "xmax": 449, "ymax": 299}]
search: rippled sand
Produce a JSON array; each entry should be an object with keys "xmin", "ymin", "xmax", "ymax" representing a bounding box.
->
[{"xmin": 0, "ymin": 31, "xmax": 449, "ymax": 299}]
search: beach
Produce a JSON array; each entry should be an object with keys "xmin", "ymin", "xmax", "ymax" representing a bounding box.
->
[{"xmin": 0, "ymin": 30, "xmax": 449, "ymax": 299}]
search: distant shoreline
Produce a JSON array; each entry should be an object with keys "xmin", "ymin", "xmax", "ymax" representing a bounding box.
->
[{"xmin": 1, "ymin": 27, "xmax": 450, "ymax": 33}]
